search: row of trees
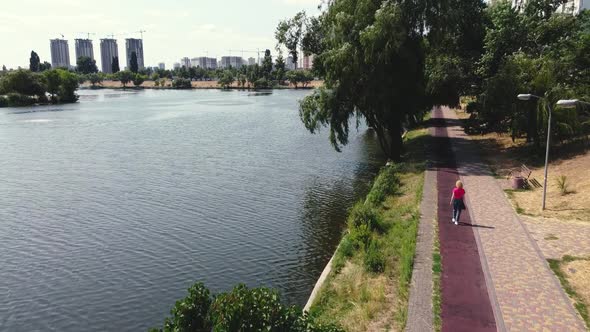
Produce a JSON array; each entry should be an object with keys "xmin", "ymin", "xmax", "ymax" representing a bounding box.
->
[
  {"xmin": 466, "ymin": 3, "xmax": 590, "ymax": 146},
  {"xmin": 0, "ymin": 69, "xmax": 79, "ymax": 106},
  {"xmin": 275, "ymin": 0, "xmax": 590, "ymax": 160}
]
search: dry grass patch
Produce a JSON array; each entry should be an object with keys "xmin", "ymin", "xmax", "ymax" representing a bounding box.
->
[
  {"xmin": 548, "ymin": 256, "xmax": 590, "ymax": 328},
  {"xmin": 454, "ymin": 109, "xmax": 590, "ymax": 222}
]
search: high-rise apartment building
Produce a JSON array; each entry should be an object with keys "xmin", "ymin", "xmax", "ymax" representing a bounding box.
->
[
  {"xmin": 286, "ymin": 56, "xmax": 297, "ymax": 70},
  {"xmin": 100, "ymin": 39, "xmax": 118, "ymax": 73},
  {"xmin": 173, "ymin": 62, "xmax": 181, "ymax": 70},
  {"xmin": 75, "ymin": 39, "xmax": 94, "ymax": 61},
  {"xmin": 248, "ymin": 57, "xmax": 256, "ymax": 66},
  {"xmin": 125, "ymin": 38, "xmax": 144, "ymax": 70},
  {"xmin": 158, "ymin": 62, "xmax": 165, "ymax": 70},
  {"xmin": 181, "ymin": 57, "xmax": 191, "ymax": 68},
  {"xmin": 301, "ymin": 54, "xmax": 314, "ymax": 70},
  {"xmin": 220, "ymin": 56, "xmax": 244, "ymax": 69},
  {"xmin": 198, "ymin": 57, "xmax": 217, "ymax": 69},
  {"xmin": 512, "ymin": 0, "xmax": 589, "ymax": 14},
  {"xmin": 50, "ymin": 39, "xmax": 70, "ymax": 68}
]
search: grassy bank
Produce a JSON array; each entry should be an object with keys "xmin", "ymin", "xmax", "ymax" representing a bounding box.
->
[
  {"xmin": 548, "ymin": 256, "xmax": 590, "ymax": 329},
  {"xmin": 307, "ymin": 127, "xmax": 429, "ymax": 331}
]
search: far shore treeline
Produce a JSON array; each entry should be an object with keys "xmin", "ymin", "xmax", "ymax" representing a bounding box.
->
[{"xmin": 0, "ymin": 49, "xmax": 316, "ymax": 107}]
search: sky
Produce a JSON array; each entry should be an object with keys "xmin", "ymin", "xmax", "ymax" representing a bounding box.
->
[{"xmin": 0, "ymin": 0, "xmax": 321, "ymax": 70}]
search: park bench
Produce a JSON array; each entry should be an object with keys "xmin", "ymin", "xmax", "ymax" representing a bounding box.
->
[{"xmin": 508, "ymin": 164, "xmax": 542, "ymax": 189}]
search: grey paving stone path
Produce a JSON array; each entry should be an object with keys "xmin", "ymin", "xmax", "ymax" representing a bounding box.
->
[
  {"xmin": 405, "ymin": 162, "xmax": 436, "ymax": 332},
  {"xmin": 443, "ymin": 107, "xmax": 586, "ymax": 331}
]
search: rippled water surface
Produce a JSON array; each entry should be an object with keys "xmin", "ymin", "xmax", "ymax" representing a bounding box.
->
[{"xmin": 0, "ymin": 89, "xmax": 384, "ymax": 331}]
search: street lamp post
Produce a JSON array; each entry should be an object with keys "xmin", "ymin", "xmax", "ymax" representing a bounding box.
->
[{"xmin": 517, "ymin": 95, "xmax": 590, "ymax": 210}]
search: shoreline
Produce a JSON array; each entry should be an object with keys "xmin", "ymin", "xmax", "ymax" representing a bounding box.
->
[{"xmin": 81, "ymin": 79, "xmax": 323, "ymax": 90}]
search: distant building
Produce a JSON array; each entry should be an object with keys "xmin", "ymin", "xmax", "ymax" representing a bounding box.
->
[
  {"xmin": 158, "ymin": 62, "xmax": 165, "ymax": 70},
  {"xmin": 301, "ymin": 54, "xmax": 314, "ymax": 70},
  {"xmin": 173, "ymin": 62, "xmax": 181, "ymax": 70},
  {"xmin": 75, "ymin": 39, "xmax": 94, "ymax": 62},
  {"xmin": 181, "ymin": 57, "xmax": 191, "ymax": 68},
  {"xmin": 191, "ymin": 57, "xmax": 217, "ymax": 69},
  {"xmin": 100, "ymin": 39, "xmax": 118, "ymax": 73},
  {"xmin": 248, "ymin": 57, "xmax": 256, "ymax": 66},
  {"xmin": 512, "ymin": 0, "xmax": 589, "ymax": 14},
  {"xmin": 286, "ymin": 56, "xmax": 297, "ymax": 70},
  {"xmin": 220, "ymin": 56, "xmax": 244, "ymax": 69},
  {"xmin": 125, "ymin": 38, "xmax": 144, "ymax": 70},
  {"xmin": 50, "ymin": 39, "xmax": 70, "ymax": 68}
]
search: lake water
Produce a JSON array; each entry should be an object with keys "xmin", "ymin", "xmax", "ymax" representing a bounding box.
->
[{"xmin": 0, "ymin": 88, "xmax": 384, "ymax": 331}]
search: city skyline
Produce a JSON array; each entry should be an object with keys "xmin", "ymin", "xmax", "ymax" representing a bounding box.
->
[{"xmin": 0, "ymin": 0, "xmax": 320, "ymax": 69}]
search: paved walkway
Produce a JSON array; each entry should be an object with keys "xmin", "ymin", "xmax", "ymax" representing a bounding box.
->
[
  {"xmin": 521, "ymin": 215, "xmax": 590, "ymax": 260},
  {"xmin": 433, "ymin": 109, "xmax": 496, "ymax": 332},
  {"xmin": 441, "ymin": 106, "xmax": 586, "ymax": 331}
]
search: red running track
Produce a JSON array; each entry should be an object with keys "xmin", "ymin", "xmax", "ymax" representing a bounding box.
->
[{"xmin": 432, "ymin": 108, "xmax": 496, "ymax": 332}]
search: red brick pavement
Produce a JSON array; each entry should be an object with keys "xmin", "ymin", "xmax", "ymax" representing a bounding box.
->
[{"xmin": 433, "ymin": 108, "xmax": 497, "ymax": 332}]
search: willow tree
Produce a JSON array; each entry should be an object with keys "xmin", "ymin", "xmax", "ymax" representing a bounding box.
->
[{"xmin": 277, "ymin": 1, "xmax": 433, "ymax": 161}]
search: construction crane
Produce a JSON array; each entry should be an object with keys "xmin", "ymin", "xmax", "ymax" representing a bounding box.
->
[
  {"xmin": 135, "ymin": 30, "xmax": 147, "ymax": 39},
  {"xmin": 78, "ymin": 32, "xmax": 96, "ymax": 40}
]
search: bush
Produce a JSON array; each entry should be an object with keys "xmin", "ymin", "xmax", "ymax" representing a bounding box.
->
[
  {"xmin": 254, "ymin": 77, "xmax": 270, "ymax": 89},
  {"xmin": 366, "ymin": 166, "xmax": 399, "ymax": 205},
  {"xmin": 163, "ymin": 282, "xmax": 212, "ymax": 332},
  {"xmin": 364, "ymin": 239, "xmax": 385, "ymax": 273},
  {"xmin": 0, "ymin": 96, "xmax": 8, "ymax": 107},
  {"xmin": 153, "ymin": 283, "xmax": 343, "ymax": 332},
  {"xmin": 6, "ymin": 92, "xmax": 35, "ymax": 106},
  {"xmin": 172, "ymin": 78, "xmax": 192, "ymax": 89},
  {"xmin": 133, "ymin": 74, "xmax": 146, "ymax": 87},
  {"xmin": 347, "ymin": 202, "xmax": 384, "ymax": 233},
  {"xmin": 339, "ymin": 235, "xmax": 355, "ymax": 258}
]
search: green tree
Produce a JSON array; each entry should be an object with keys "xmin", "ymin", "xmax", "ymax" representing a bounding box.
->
[
  {"xmin": 130, "ymin": 52, "xmax": 139, "ymax": 73},
  {"xmin": 0, "ymin": 69, "xmax": 46, "ymax": 96},
  {"xmin": 112, "ymin": 56, "xmax": 120, "ymax": 73},
  {"xmin": 132, "ymin": 74, "xmax": 146, "ymax": 87},
  {"xmin": 117, "ymin": 70, "xmax": 134, "ymax": 87},
  {"xmin": 43, "ymin": 69, "xmax": 61, "ymax": 96},
  {"xmin": 274, "ymin": 55, "xmax": 286, "ymax": 85},
  {"xmin": 261, "ymin": 49, "xmax": 273, "ymax": 80},
  {"xmin": 88, "ymin": 73, "xmax": 102, "ymax": 87},
  {"xmin": 39, "ymin": 61, "xmax": 52, "ymax": 71},
  {"xmin": 277, "ymin": 1, "xmax": 430, "ymax": 160},
  {"xmin": 286, "ymin": 70, "xmax": 300, "ymax": 88},
  {"xmin": 172, "ymin": 78, "xmax": 192, "ymax": 89},
  {"xmin": 57, "ymin": 69, "xmax": 79, "ymax": 102},
  {"xmin": 152, "ymin": 282, "xmax": 343, "ymax": 332},
  {"xmin": 76, "ymin": 56, "xmax": 98, "ymax": 74},
  {"xmin": 218, "ymin": 70, "xmax": 235, "ymax": 89},
  {"xmin": 29, "ymin": 51, "xmax": 41, "ymax": 72}
]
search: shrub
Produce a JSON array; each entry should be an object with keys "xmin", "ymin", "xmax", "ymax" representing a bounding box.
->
[
  {"xmin": 172, "ymin": 78, "xmax": 192, "ymax": 89},
  {"xmin": 347, "ymin": 202, "xmax": 384, "ymax": 234},
  {"xmin": 254, "ymin": 77, "xmax": 270, "ymax": 89},
  {"xmin": 364, "ymin": 239, "xmax": 385, "ymax": 273},
  {"xmin": 153, "ymin": 282, "xmax": 343, "ymax": 332},
  {"xmin": 163, "ymin": 282, "xmax": 212, "ymax": 332},
  {"xmin": 6, "ymin": 92, "xmax": 35, "ymax": 106},
  {"xmin": 210, "ymin": 284, "xmax": 300, "ymax": 331},
  {"xmin": 348, "ymin": 223, "xmax": 372, "ymax": 250},
  {"xmin": 366, "ymin": 166, "xmax": 399, "ymax": 205},
  {"xmin": 339, "ymin": 235, "xmax": 355, "ymax": 258},
  {"xmin": 556, "ymin": 175, "xmax": 569, "ymax": 195},
  {"xmin": 0, "ymin": 96, "xmax": 9, "ymax": 107},
  {"xmin": 133, "ymin": 74, "xmax": 146, "ymax": 87}
]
